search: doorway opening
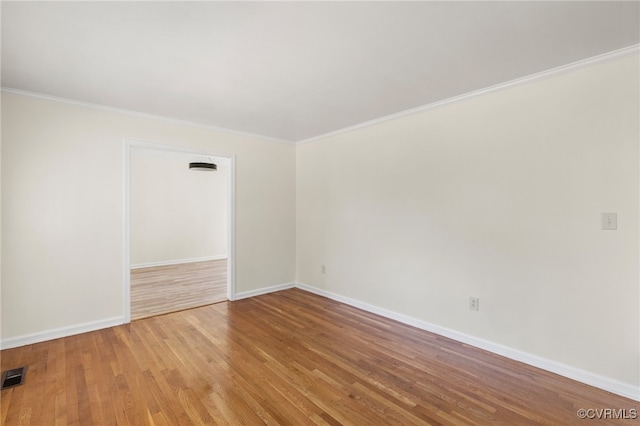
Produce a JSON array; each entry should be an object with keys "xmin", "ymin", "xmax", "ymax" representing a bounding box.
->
[{"xmin": 124, "ymin": 140, "xmax": 235, "ymax": 322}]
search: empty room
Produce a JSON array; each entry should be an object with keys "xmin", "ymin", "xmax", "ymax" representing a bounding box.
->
[{"xmin": 1, "ymin": 1, "xmax": 639, "ymax": 425}]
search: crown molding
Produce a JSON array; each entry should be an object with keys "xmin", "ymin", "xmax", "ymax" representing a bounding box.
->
[
  {"xmin": 0, "ymin": 87, "xmax": 295, "ymax": 145},
  {"xmin": 296, "ymin": 44, "xmax": 640, "ymax": 145},
  {"xmin": 3, "ymin": 44, "xmax": 638, "ymax": 147}
]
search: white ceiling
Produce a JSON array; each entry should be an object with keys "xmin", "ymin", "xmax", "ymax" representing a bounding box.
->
[{"xmin": 2, "ymin": 1, "xmax": 639, "ymax": 143}]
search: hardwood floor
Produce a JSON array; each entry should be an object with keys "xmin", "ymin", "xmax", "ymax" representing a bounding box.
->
[
  {"xmin": 1, "ymin": 288, "xmax": 638, "ymax": 425},
  {"xmin": 130, "ymin": 259, "xmax": 227, "ymax": 320}
]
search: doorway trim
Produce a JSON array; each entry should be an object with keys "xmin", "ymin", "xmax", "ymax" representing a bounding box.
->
[{"xmin": 123, "ymin": 139, "xmax": 236, "ymax": 323}]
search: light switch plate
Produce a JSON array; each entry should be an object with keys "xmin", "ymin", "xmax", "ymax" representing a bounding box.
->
[{"xmin": 601, "ymin": 212, "xmax": 617, "ymax": 230}]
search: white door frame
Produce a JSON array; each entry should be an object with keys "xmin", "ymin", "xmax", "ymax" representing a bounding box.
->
[{"xmin": 123, "ymin": 139, "xmax": 236, "ymax": 323}]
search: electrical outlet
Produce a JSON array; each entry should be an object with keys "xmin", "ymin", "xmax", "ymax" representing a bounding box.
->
[
  {"xmin": 321, "ymin": 265, "xmax": 326, "ymax": 274},
  {"xmin": 469, "ymin": 297, "xmax": 479, "ymax": 311}
]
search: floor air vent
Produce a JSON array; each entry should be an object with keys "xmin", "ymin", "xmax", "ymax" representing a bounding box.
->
[{"xmin": 1, "ymin": 367, "xmax": 27, "ymax": 389}]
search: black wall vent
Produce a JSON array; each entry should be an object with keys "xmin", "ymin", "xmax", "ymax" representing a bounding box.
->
[{"xmin": 1, "ymin": 366, "xmax": 27, "ymax": 389}]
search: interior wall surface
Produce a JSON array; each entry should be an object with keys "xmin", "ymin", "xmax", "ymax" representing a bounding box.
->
[
  {"xmin": 1, "ymin": 93, "xmax": 296, "ymax": 341},
  {"xmin": 130, "ymin": 149, "xmax": 228, "ymax": 266},
  {"xmin": 296, "ymin": 54, "xmax": 640, "ymax": 389}
]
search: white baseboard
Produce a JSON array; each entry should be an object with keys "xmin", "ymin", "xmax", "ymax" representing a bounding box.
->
[
  {"xmin": 0, "ymin": 278, "xmax": 290, "ymax": 348},
  {"xmin": 234, "ymin": 282, "xmax": 296, "ymax": 300},
  {"xmin": 130, "ymin": 255, "xmax": 227, "ymax": 269},
  {"xmin": 0, "ymin": 316, "xmax": 124, "ymax": 350},
  {"xmin": 295, "ymin": 282, "xmax": 639, "ymax": 402},
  {"xmin": 4, "ymin": 282, "xmax": 636, "ymax": 401}
]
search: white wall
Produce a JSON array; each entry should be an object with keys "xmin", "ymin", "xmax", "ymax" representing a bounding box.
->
[
  {"xmin": 130, "ymin": 149, "xmax": 228, "ymax": 266},
  {"xmin": 297, "ymin": 54, "xmax": 639, "ymax": 391},
  {"xmin": 1, "ymin": 93, "xmax": 296, "ymax": 341},
  {"xmin": 1, "ymin": 50, "xmax": 637, "ymax": 399}
]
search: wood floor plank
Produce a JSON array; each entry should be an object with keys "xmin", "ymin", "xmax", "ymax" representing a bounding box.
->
[
  {"xmin": 2, "ymin": 288, "xmax": 638, "ymax": 425},
  {"xmin": 130, "ymin": 259, "xmax": 227, "ymax": 320}
]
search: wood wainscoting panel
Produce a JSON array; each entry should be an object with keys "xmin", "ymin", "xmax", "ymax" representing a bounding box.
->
[{"xmin": 1, "ymin": 288, "xmax": 638, "ymax": 425}]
